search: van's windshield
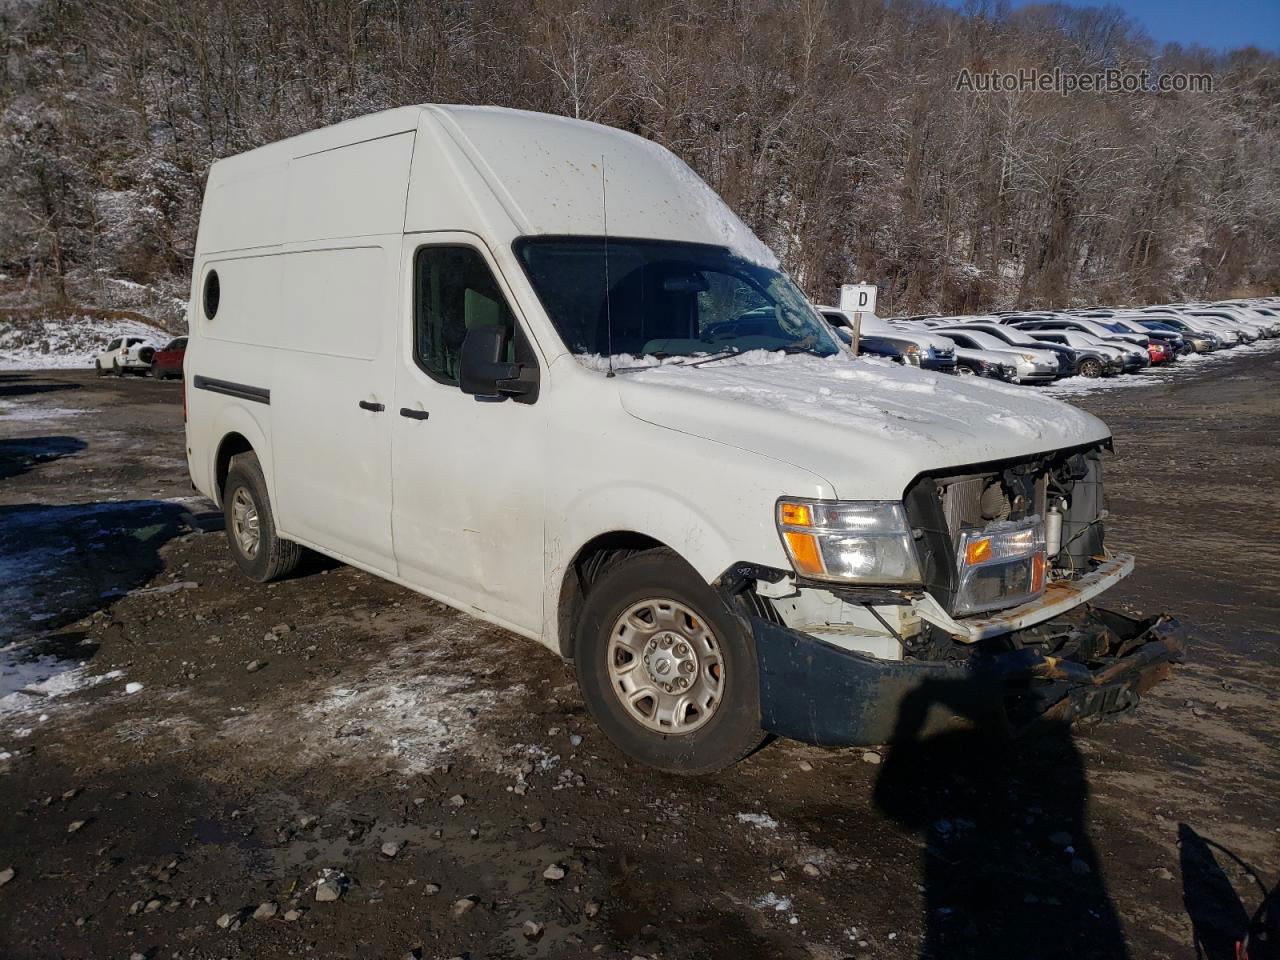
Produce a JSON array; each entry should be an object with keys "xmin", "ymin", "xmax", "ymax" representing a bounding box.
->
[{"xmin": 515, "ymin": 237, "xmax": 839, "ymax": 365}]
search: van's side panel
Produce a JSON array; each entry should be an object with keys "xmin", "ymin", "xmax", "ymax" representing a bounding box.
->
[
  {"xmin": 185, "ymin": 250, "xmax": 285, "ymax": 504},
  {"xmin": 269, "ymin": 242, "xmax": 400, "ymax": 569},
  {"xmin": 186, "ymin": 122, "xmax": 415, "ymax": 574},
  {"xmin": 265, "ymin": 131, "xmax": 416, "ymax": 571},
  {"xmin": 284, "ymin": 133, "xmax": 416, "ymax": 243}
]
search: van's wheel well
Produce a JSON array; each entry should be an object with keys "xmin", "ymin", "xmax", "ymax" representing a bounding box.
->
[
  {"xmin": 215, "ymin": 433, "xmax": 255, "ymax": 506},
  {"xmin": 558, "ymin": 532, "xmax": 666, "ymax": 658}
]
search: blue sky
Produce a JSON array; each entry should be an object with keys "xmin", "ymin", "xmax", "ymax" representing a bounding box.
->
[{"xmin": 973, "ymin": 0, "xmax": 1280, "ymax": 53}]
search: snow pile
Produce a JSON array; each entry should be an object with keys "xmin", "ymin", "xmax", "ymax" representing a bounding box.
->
[
  {"xmin": 1043, "ymin": 374, "xmax": 1158, "ymax": 397},
  {"xmin": 1042, "ymin": 338, "xmax": 1280, "ymax": 396},
  {"xmin": 0, "ymin": 312, "xmax": 170, "ymax": 370},
  {"xmin": 736, "ymin": 812, "xmax": 781, "ymax": 830},
  {"xmin": 0, "ymin": 644, "xmax": 125, "ymax": 722}
]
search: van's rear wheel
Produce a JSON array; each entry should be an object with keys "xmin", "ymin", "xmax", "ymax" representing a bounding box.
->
[
  {"xmin": 223, "ymin": 451, "xmax": 303, "ymax": 582},
  {"xmin": 574, "ymin": 548, "xmax": 765, "ymax": 774}
]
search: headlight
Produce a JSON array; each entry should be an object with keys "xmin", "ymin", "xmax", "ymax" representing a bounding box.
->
[
  {"xmin": 1020, "ymin": 353, "xmax": 1038, "ymax": 363},
  {"xmin": 775, "ymin": 499, "xmax": 922, "ymax": 584},
  {"xmin": 903, "ymin": 344, "xmax": 922, "ymax": 365},
  {"xmin": 954, "ymin": 518, "xmax": 1047, "ymax": 615}
]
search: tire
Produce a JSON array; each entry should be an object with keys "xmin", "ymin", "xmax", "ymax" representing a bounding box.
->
[
  {"xmin": 956, "ymin": 365, "xmax": 976, "ymax": 377},
  {"xmin": 95, "ymin": 361, "xmax": 105, "ymax": 378},
  {"xmin": 112, "ymin": 359, "xmax": 123, "ymax": 377},
  {"xmin": 222, "ymin": 451, "xmax": 303, "ymax": 583},
  {"xmin": 1078, "ymin": 357, "xmax": 1103, "ymax": 378},
  {"xmin": 574, "ymin": 548, "xmax": 766, "ymax": 774},
  {"xmin": 149, "ymin": 363, "xmax": 160, "ymax": 379}
]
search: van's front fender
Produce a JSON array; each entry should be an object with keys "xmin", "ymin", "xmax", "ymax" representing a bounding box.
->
[
  {"xmin": 553, "ymin": 484, "xmax": 741, "ymax": 586},
  {"xmin": 544, "ymin": 468, "xmax": 823, "ymax": 654}
]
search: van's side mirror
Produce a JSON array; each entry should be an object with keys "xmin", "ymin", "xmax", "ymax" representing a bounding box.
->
[{"xmin": 459, "ymin": 325, "xmax": 537, "ymax": 400}]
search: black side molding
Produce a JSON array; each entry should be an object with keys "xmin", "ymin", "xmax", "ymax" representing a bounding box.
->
[{"xmin": 192, "ymin": 375, "xmax": 270, "ymax": 405}]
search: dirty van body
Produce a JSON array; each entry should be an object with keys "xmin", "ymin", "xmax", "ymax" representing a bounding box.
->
[{"xmin": 184, "ymin": 105, "xmax": 1184, "ymax": 773}]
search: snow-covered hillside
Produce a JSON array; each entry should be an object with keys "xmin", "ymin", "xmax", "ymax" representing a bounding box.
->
[{"xmin": 0, "ymin": 312, "xmax": 175, "ymax": 371}]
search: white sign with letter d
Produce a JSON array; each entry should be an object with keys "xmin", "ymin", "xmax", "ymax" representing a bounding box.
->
[{"xmin": 838, "ymin": 283, "xmax": 877, "ymax": 314}]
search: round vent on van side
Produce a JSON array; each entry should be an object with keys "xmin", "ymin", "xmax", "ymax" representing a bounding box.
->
[{"xmin": 203, "ymin": 270, "xmax": 221, "ymax": 320}]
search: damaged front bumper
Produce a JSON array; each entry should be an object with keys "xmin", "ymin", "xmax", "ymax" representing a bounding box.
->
[
  {"xmin": 753, "ymin": 606, "xmax": 1186, "ymax": 747},
  {"xmin": 915, "ymin": 553, "xmax": 1135, "ymax": 642}
]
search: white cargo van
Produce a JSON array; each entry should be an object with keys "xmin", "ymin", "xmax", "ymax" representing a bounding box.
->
[{"xmin": 185, "ymin": 105, "xmax": 1184, "ymax": 772}]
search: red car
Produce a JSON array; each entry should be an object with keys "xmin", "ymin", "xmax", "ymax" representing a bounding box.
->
[
  {"xmin": 1147, "ymin": 340, "xmax": 1172, "ymax": 365},
  {"xmin": 150, "ymin": 336, "xmax": 187, "ymax": 379}
]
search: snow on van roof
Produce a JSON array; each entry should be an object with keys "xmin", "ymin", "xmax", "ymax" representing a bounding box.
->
[
  {"xmin": 201, "ymin": 104, "xmax": 780, "ymax": 267},
  {"xmin": 429, "ymin": 105, "xmax": 779, "ymax": 267}
]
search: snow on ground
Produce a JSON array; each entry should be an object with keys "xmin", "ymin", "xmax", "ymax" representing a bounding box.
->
[
  {"xmin": 0, "ymin": 312, "xmax": 171, "ymax": 370},
  {"xmin": 218, "ymin": 620, "xmax": 522, "ymax": 776},
  {"xmin": 736, "ymin": 812, "xmax": 781, "ymax": 830},
  {"xmin": 0, "ymin": 644, "xmax": 125, "ymax": 722},
  {"xmin": 0, "ymin": 398, "xmax": 85, "ymax": 422},
  {"xmin": 1041, "ymin": 338, "xmax": 1280, "ymax": 396}
]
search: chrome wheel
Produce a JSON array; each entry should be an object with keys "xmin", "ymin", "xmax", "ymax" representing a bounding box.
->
[
  {"xmin": 957, "ymin": 365, "xmax": 976, "ymax": 376},
  {"xmin": 606, "ymin": 598, "xmax": 724, "ymax": 734},
  {"xmin": 230, "ymin": 487, "xmax": 261, "ymax": 558}
]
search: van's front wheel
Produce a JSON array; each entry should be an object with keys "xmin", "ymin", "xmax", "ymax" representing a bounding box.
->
[
  {"xmin": 223, "ymin": 452, "xmax": 303, "ymax": 583},
  {"xmin": 574, "ymin": 549, "xmax": 766, "ymax": 774}
]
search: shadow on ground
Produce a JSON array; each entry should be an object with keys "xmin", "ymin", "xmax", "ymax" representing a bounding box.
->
[
  {"xmin": 1179, "ymin": 823, "xmax": 1278, "ymax": 959},
  {"xmin": 0, "ymin": 499, "xmax": 221, "ymax": 641},
  {"xmin": 0, "ymin": 382, "xmax": 83, "ymax": 399},
  {"xmin": 0, "ymin": 436, "xmax": 88, "ymax": 480},
  {"xmin": 872, "ymin": 675, "xmax": 1128, "ymax": 959}
]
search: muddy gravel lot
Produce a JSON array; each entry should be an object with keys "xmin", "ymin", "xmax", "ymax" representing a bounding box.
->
[{"xmin": 1, "ymin": 353, "xmax": 1277, "ymax": 960}]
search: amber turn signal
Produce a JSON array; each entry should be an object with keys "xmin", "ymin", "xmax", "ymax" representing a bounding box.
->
[
  {"xmin": 964, "ymin": 537, "xmax": 993, "ymax": 566},
  {"xmin": 782, "ymin": 531, "xmax": 823, "ymax": 576},
  {"xmin": 778, "ymin": 502, "xmax": 812, "ymax": 527}
]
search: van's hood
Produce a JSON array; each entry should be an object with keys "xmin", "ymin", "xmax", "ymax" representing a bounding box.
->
[{"xmin": 616, "ymin": 353, "xmax": 1110, "ymax": 499}]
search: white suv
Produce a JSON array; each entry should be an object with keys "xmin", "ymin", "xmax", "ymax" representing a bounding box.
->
[{"xmin": 95, "ymin": 337, "xmax": 155, "ymax": 376}]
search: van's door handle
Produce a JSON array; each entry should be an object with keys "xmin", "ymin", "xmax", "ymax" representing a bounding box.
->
[
  {"xmin": 399, "ymin": 408, "xmax": 430, "ymax": 421},
  {"xmin": 358, "ymin": 400, "xmax": 385, "ymax": 412}
]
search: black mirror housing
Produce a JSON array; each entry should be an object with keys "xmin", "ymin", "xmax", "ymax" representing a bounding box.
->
[{"xmin": 459, "ymin": 326, "xmax": 537, "ymax": 400}]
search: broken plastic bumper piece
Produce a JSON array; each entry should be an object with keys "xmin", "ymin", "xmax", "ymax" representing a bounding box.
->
[{"xmin": 753, "ymin": 605, "xmax": 1187, "ymax": 747}]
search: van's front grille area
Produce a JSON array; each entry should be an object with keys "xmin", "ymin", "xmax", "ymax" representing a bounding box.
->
[{"xmin": 905, "ymin": 445, "xmax": 1107, "ymax": 620}]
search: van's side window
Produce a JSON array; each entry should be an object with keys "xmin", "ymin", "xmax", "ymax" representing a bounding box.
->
[{"xmin": 414, "ymin": 246, "xmax": 515, "ymax": 384}]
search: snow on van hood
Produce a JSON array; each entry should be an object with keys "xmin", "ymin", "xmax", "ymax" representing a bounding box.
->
[{"xmin": 617, "ymin": 352, "xmax": 1110, "ymax": 499}]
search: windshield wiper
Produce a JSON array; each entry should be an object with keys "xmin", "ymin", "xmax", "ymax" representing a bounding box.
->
[
  {"xmin": 779, "ymin": 335, "xmax": 829, "ymax": 357},
  {"xmin": 679, "ymin": 348, "xmax": 742, "ymax": 368},
  {"xmin": 608, "ymin": 348, "xmax": 741, "ymax": 373}
]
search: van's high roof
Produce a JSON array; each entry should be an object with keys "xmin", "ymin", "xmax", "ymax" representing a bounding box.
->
[{"xmin": 198, "ymin": 104, "xmax": 776, "ymax": 267}]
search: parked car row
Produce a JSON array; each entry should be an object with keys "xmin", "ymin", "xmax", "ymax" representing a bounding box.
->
[
  {"xmin": 94, "ymin": 336, "xmax": 187, "ymax": 379},
  {"xmin": 820, "ymin": 298, "xmax": 1280, "ymax": 385}
]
